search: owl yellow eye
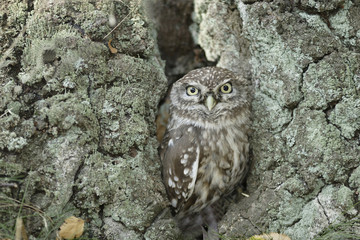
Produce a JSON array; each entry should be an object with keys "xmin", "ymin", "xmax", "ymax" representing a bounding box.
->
[
  {"xmin": 220, "ymin": 82, "xmax": 232, "ymax": 94},
  {"xmin": 186, "ymin": 86, "xmax": 199, "ymax": 96}
]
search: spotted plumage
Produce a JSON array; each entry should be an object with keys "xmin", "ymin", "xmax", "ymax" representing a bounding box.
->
[{"xmin": 160, "ymin": 67, "xmax": 250, "ymax": 238}]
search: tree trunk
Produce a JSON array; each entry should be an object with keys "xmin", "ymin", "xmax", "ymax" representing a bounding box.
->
[
  {"xmin": 1, "ymin": 0, "xmax": 359, "ymax": 239},
  {"xmin": 192, "ymin": 0, "xmax": 360, "ymax": 239}
]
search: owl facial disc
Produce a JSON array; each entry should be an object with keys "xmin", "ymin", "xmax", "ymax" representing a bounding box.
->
[{"xmin": 205, "ymin": 95, "xmax": 217, "ymax": 111}]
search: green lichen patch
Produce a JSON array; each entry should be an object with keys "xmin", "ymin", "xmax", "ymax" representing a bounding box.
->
[
  {"xmin": 99, "ymin": 86, "xmax": 149, "ymax": 155},
  {"xmin": 109, "ymin": 1, "xmax": 157, "ymax": 58},
  {"xmin": 31, "ymin": 93, "xmax": 100, "ymax": 142},
  {"xmin": 103, "ymin": 217, "xmax": 142, "ymax": 240},
  {"xmin": 0, "ymin": 0, "xmax": 28, "ymax": 60},
  {"xmin": 1, "ymin": 0, "xmax": 168, "ymax": 238},
  {"xmin": 75, "ymin": 149, "xmax": 167, "ymax": 234},
  {"xmin": 223, "ymin": 2, "xmax": 360, "ymax": 239},
  {"xmin": 280, "ymin": 11, "xmax": 340, "ymax": 61},
  {"xmin": 144, "ymin": 218, "xmax": 183, "ymax": 240},
  {"xmin": 284, "ymin": 185, "xmax": 358, "ymax": 239},
  {"xmin": 329, "ymin": 1, "xmax": 360, "ymax": 48},
  {"xmin": 283, "ymin": 108, "xmax": 359, "ymax": 184},
  {"xmin": 239, "ymin": 2, "xmax": 306, "ymax": 108},
  {"xmin": 302, "ymin": 52, "xmax": 360, "ymax": 110},
  {"xmin": 329, "ymin": 97, "xmax": 360, "ymax": 140},
  {"xmin": 29, "ymin": 0, "xmax": 113, "ymax": 41},
  {"xmin": 298, "ymin": 0, "xmax": 345, "ymax": 12}
]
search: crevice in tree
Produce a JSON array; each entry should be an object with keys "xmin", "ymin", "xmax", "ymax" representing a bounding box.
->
[
  {"xmin": 295, "ymin": 3, "xmax": 345, "ymax": 30},
  {"xmin": 69, "ymin": 159, "xmax": 85, "ymax": 203},
  {"xmin": 316, "ymin": 196, "xmax": 331, "ymax": 225},
  {"xmin": 98, "ymin": 204, "xmax": 106, "ymax": 239},
  {"xmin": 281, "ymin": 60, "xmax": 310, "ymax": 129},
  {"xmin": 241, "ymin": 214, "xmax": 263, "ymax": 233},
  {"xmin": 324, "ymin": 99, "xmax": 341, "ymax": 119},
  {"xmin": 26, "ymin": 0, "xmax": 35, "ymax": 12},
  {"xmin": 353, "ymin": 129, "xmax": 360, "ymax": 145},
  {"xmin": 96, "ymin": 146, "xmax": 125, "ymax": 159},
  {"xmin": 154, "ymin": 0, "xmax": 214, "ymax": 85},
  {"xmin": 313, "ymin": 51, "xmax": 332, "ymax": 64},
  {"xmin": 289, "ymin": 217, "xmax": 302, "ymax": 227}
]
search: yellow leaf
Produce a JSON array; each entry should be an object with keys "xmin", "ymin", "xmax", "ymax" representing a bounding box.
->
[
  {"xmin": 58, "ymin": 216, "xmax": 84, "ymax": 240},
  {"xmin": 248, "ymin": 232, "xmax": 291, "ymax": 240}
]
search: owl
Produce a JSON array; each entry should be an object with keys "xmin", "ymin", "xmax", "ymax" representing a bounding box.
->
[{"xmin": 160, "ymin": 67, "xmax": 250, "ymax": 238}]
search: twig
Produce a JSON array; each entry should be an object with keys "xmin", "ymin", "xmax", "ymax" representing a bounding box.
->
[
  {"xmin": 0, "ymin": 182, "xmax": 18, "ymax": 188},
  {"xmin": 103, "ymin": 0, "xmax": 140, "ymax": 40},
  {"xmin": 0, "ymin": 196, "xmax": 53, "ymax": 224},
  {"xmin": 0, "ymin": 108, "xmax": 15, "ymax": 119}
]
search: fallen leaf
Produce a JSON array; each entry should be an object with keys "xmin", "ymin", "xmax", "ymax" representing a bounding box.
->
[{"xmin": 57, "ymin": 216, "xmax": 84, "ymax": 240}]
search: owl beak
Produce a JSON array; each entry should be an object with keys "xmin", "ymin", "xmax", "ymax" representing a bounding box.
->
[{"xmin": 205, "ymin": 95, "xmax": 217, "ymax": 111}]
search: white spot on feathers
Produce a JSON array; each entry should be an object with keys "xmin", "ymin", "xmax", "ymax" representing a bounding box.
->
[
  {"xmin": 168, "ymin": 139, "xmax": 174, "ymax": 147},
  {"xmin": 182, "ymin": 192, "xmax": 187, "ymax": 198},
  {"xmin": 171, "ymin": 198, "xmax": 177, "ymax": 207},
  {"xmin": 188, "ymin": 145, "xmax": 200, "ymax": 191},
  {"xmin": 168, "ymin": 178, "xmax": 175, "ymax": 188}
]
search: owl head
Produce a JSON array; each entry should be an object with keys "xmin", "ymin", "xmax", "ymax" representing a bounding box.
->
[{"xmin": 169, "ymin": 67, "xmax": 249, "ymax": 126}]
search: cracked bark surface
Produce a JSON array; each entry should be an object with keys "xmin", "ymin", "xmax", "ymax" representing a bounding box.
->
[
  {"xmin": 1, "ymin": 0, "xmax": 174, "ymax": 239},
  {"xmin": 190, "ymin": 0, "xmax": 360, "ymax": 239},
  {"xmin": 1, "ymin": 0, "xmax": 360, "ymax": 239}
]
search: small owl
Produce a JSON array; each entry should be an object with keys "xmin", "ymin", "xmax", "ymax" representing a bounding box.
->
[{"xmin": 160, "ymin": 67, "xmax": 250, "ymax": 238}]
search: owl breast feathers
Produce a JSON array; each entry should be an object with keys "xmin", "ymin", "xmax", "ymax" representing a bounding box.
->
[{"xmin": 160, "ymin": 67, "xmax": 250, "ymax": 217}]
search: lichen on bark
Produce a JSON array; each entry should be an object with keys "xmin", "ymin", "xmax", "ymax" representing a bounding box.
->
[
  {"xmin": 1, "ymin": 0, "xmax": 172, "ymax": 239},
  {"xmin": 1, "ymin": 0, "xmax": 360, "ymax": 239},
  {"xmin": 191, "ymin": 0, "xmax": 360, "ymax": 239}
]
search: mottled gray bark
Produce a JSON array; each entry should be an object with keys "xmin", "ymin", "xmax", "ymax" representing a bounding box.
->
[
  {"xmin": 1, "ymin": 0, "xmax": 173, "ymax": 239},
  {"xmin": 1, "ymin": 0, "xmax": 359, "ymax": 240},
  {"xmin": 191, "ymin": 0, "xmax": 360, "ymax": 239}
]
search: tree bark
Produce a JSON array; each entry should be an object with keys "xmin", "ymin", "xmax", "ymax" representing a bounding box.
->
[
  {"xmin": 191, "ymin": 0, "xmax": 360, "ymax": 239},
  {"xmin": 1, "ymin": 0, "xmax": 172, "ymax": 239},
  {"xmin": 1, "ymin": 0, "xmax": 359, "ymax": 240}
]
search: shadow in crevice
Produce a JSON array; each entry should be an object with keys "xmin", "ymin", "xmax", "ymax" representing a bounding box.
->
[{"xmin": 149, "ymin": 0, "xmax": 215, "ymax": 84}]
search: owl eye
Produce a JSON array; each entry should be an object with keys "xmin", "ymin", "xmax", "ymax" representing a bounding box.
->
[
  {"xmin": 220, "ymin": 82, "xmax": 232, "ymax": 94},
  {"xmin": 186, "ymin": 86, "xmax": 199, "ymax": 96}
]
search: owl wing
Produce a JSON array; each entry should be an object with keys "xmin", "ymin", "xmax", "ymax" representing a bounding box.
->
[{"xmin": 160, "ymin": 125, "xmax": 200, "ymax": 213}]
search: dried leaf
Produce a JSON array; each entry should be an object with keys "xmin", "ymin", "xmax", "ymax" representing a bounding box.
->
[
  {"xmin": 248, "ymin": 232, "xmax": 291, "ymax": 240},
  {"xmin": 58, "ymin": 216, "xmax": 84, "ymax": 240},
  {"xmin": 108, "ymin": 39, "xmax": 118, "ymax": 54}
]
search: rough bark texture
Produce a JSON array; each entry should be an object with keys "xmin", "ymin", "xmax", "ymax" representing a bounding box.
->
[
  {"xmin": 1, "ymin": 0, "xmax": 176, "ymax": 239},
  {"xmin": 190, "ymin": 0, "xmax": 360, "ymax": 239},
  {"xmin": 1, "ymin": 0, "xmax": 359, "ymax": 240}
]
